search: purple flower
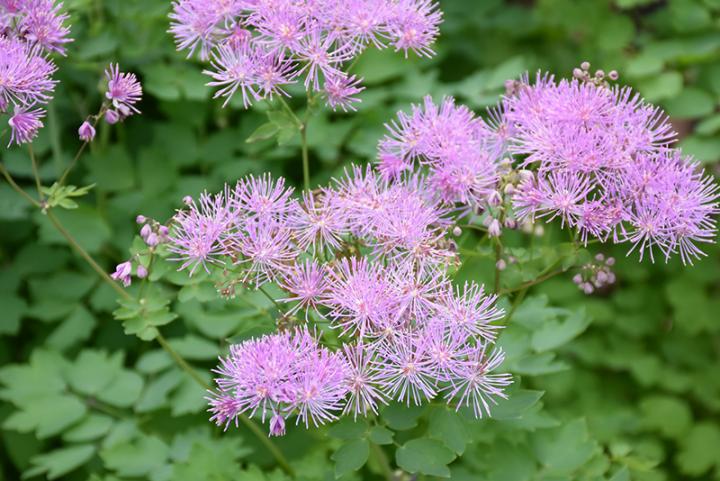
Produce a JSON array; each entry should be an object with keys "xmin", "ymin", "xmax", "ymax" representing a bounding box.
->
[
  {"xmin": 168, "ymin": 191, "xmax": 234, "ymax": 275},
  {"xmin": 105, "ymin": 64, "xmax": 142, "ymax": 115},
  {"xmin": 110, "ymin": 261, "xmax": 132, "ymax": 287},
  {"xmin": 236, "ymin": 220, "xmax": 298, "ymax": 287},
  {"xmin": 324, "ymin": 257, "xmax": 396, "ymax": 338},
  {"xmin": 104, "ymin": 109, "xmax": 120, "ymax": 124},
  {"xmin": 324, "ymin": 73, "xmax": 364, "ymax": 112},
  {"xmin": 444, "ymin": 346, "xmax": 512, "ymax": 418},
  {"xmin": 278, "ymin": 259, "xmax": 328, "ymax": 318},
  {"xmin": 374, "ymin": 333, "xmax": 436, "ymax": 406},
  {"xmin": 78, "ymin": 120, "xmax": 96, "ymax": 142},
  {"xmin": 18, "ymin": 0, "xmax": 73, "ymax": 55},
  {"xmin": 386, "ymin": 0, "xmax": 442, "ymax": 58},
  {"xmin": 0, "ymin": 36, "xmax": 57, "ymax": 108},
  {"xmin": 169, "ymin": 0, "xmax": 223, "ymax": 60},
  {"xmin": 233, "ymin": 173, "xmax": 296, "ymax": 222},
  {"xmin": 8, "ymin": 107, "xmax": 44, "ymax": 146},
  {"xmin": 342, "ymin": 343, "xmax": 386, "ymax": 419},
  {"xmin": 438, "ymin": 282, "xmax": 504, "ymax": 343},
  {"xmin": 204, "ymin": 44, "xmax": 260, "ymax": 107},
  {"xmin": 289, "ymin": 191, "xmax": 347, "ymax": 253}
]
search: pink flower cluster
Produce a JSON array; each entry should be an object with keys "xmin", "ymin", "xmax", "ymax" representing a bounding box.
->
[
  {"xmin": 156, "ymin": 170, "xmax": 509, "ymax": 434},
  {"xmin": 0, "ymin": 0, "xmax": 70, "ymax": 145},
  {"xmin": 377, "ymin": 68, "xmax": 720, "ymax": 264},
  {"xmin": 169, "ymin": 0, "xmax": 442, "ymax": 110}
]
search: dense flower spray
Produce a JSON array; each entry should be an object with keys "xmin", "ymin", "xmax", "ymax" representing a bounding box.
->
[
  {"xmin": 169, "ymin": 0, "xmax": 443, "ymax": 110},
  {"xmin": 124, "ymin": 64, "xmax": 719, "ymax": 437},
  {"xmin": 0, "ymin": 0, "xmax": 69, "ymax": 146}
]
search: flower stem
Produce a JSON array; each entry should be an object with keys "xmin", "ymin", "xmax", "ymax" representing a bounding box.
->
[
  {"xmin": 46, "ymin": 210, "xmax": 131, "ymax": 300},
  {"xmin": 0, "ymin": 163, "xmax": 40, "ymax": 208},
  {"xmin": 28, "ymin": 145, "xmax": 43, "ymax": 200},
  {"xmin": 494, "ymin": 240, "xmax": 502, "ymax": 293},
  {"xmin": 300, "ymin": 124, "xmax": 309, "ymax": 191},
  {"xmin": 370, "ymin": 442, "xmax": 394, "ymax": 481}
]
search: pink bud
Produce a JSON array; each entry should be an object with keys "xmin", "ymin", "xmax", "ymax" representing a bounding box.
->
[
  {"xmin": 452, "ymin": 226, "xmax": 462, "ymax": 237},
  {"xmin": 495, "ymin": 259, "xmax": 507, "ymax": 271},
  {"xmin": 488, "ymin": 219, "xmax": 502, "ymax": 238},
  {"xmin": 105, "ymin": 109, "xmax": 120, "ymax": 125},
  {"xmin": 136, "ymin": 215, "xmax": 146, "ymax": 224},
  {"xmin": 269, "ymin": 414, "xmax": 286, "ymax": 437},
  {"xmin": 78, "ymin": 121, "xmax": 96, "ymax": 142},
  {"xmin": 136, "ymin": 265, "xmax": 148, "ymax": 279}
]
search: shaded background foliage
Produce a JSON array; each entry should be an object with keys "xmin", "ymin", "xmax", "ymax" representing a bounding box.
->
[{"xmin": 1, "ymin": 0, "xmax": 720, "ymax": 480}]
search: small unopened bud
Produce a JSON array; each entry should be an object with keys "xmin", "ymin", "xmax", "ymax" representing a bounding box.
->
[
  {"xmin": 518, "ymin": 169, "xmax": 533, "ymax": 182},
  {"xmin": 488, "ymin": 219, "xmax": 502, "ymax": 238},
  {"xmin": 581, "ymin": 61, "xmax": 590, "ymax": 71},
  {"xmin": 452, "ymin": 226, "xmax": 462, "ymax": 237},
  {"xmin": 504, "ymin": 218, "xmax": 517, "ymax": 229},
  {"xmin": 606, "ymin": 257, "xmax": 615, "ymax": 266},
  {"xmin": 105, "ymin": 109, "xmax": 120, "ymax": 125},
  {"xmin": 596, "ymin": 270, "xmax": 608, "ymax": 283},
  {"xmin": 582, "ymin": 283, "xmax": 594, "ymax": 295},
  {"xmin": 269, "ymin": 414, "xmax": 286, "ymax": 437},
  {"xmin": 608, "ymin": 70, "xmax": 619, "ymax": 81},
  {"xmin": 534, "ymin": 224, "xmax": 545, "ymax": 236},
  {"xmin": 503, "ymin": 184, "xmax": 516, "ymax": 195},
  {"xmin": 140, "ymin": 224, "xmax": 152, "ymax": 240},
  {"xmin": 488, "ymin": 190, "xmax": 502, "ymax": 207},
  {"xmin": 136, "ymin": 265, "xmax": 148, "ymax": 279},
  {"xmin": 495, "ymin": 259, "xmax": 507, "ymax": 271},
  {"xmin": 573, "ymin": 274, "xmax": 583, "ymax": 285},
  {"xmin": 146, "ymin": 232, "xmax": 159, "ymax": 246},
  {"xmin": 136, "ymin": 215, "xmax": 146, "ymax": 224},
  {"xmin": 595, "ymin": 253, "xmax": 605, "ymax": 262},
  {"xmin": 182, "ymin": 195, "xmax": 193, "ymax": 206},
  {"xmin": 595, "ymin": 70, "xmax": 605, "ymax": 79},
  {"xmin": 78, "ymin": 121, "xmax": 96, "ymax": 142},
  {"xmin": 159, "ymin": 225, "xmax": 169, "ymax": 237}
]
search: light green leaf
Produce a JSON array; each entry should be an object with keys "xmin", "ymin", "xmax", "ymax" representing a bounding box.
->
[
  {"xmin": 332, "ymin": 439, "xmax": 369, "ymax": 478},
  {"xmin": 101, "ymin": 435, "xmax": 170, "ymax": 477},
  {"xmin": 4, "ymin": 394, "xmax": 87, "ymax": 438},
  {"xmin": 675, "ymin": 422, "xmax": 720, "ymax": 476},
  {"xmin": 531, "ymin": 308, "xmax": 591, "ymax": 352},
  {"xmin": 328, "ymin": 417, "xmax": 369, "ymax": 440},
  {"xmin": 63, "ymin": 414, "xmax": 114, "ymax": 443},
  {"xmin": 428, "ymin": 408, "xmax": 467, "ymax": 455},
  {"xmin": 368, "ymin": 426, "xmax": 394, "ymax": 445},
  {"xmin": 396, "ymin": 438, "xmax": 456, "ymax": 478},
  {"xmin": 27, "ymin": 444, "xmax": 95, "ymax": 480}
]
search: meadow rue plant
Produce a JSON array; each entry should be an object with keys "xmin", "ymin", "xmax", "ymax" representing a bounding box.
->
[
  {"xmin": 169, "ymin": 0, "xmax": 442, "ymax": 110},
  {"xmin": 111, "ymin": 63, "xmax": 718, "ymax": 438}
]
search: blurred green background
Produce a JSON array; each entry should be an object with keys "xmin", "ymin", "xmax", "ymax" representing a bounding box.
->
[{"xmin": 1, "ymin": 0, "xmax": 719, "ymax": 480}]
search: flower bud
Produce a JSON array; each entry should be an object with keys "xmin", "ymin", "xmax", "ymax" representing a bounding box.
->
[
  {"xmin": 140, "ymin": 223, "xmax": 152, "ymax": 240},
  {"xmin": 582, "ymin": 283, "xmax": 594, "ymax": 295},
  {"xmin": 136, "ymin": 215, "xmax": 146, "ymax": 224},
  {"xmin": 487, "ymin": 190, "xmax": 502, "ymax": 207},
  {"xmin": 452, "ymin": 226, "xmax": 462, "ymax": 237},
  {"xmin": 606, "ymin": 257, "xmax": 615, "ymax": 266},
  {"xmin": 159, "ymin": 225, "xmax": 169, "ymax": 237},
  {"xmin": 581, "ymin": 61, "xmax": 590, "ymax": 71},
  {"xmin": 608, "ymin": 70, "xmax": 619, "ymax": 81},
  {"xmin": 595, "ymin": 253, "xmax": 605, "ymax": 262},
  {"xmin": 269, "ymin": 414, "xmax": 286, "ymax": 437},
  {"xmin": 495, "ymin": 259, "xmax": 507, "ymax": 271},
  {"xmin": 136, "ymin": 265, "xmax": 148, "ymax": 279},
  {"xmin": 105, "ymin": 109, "xmax": 120, "ymax": 125},
  {"xmin": 183, "ymin": 195, "xmax": 193, "ymax": 206},
  {"xmin": 78, "ymin": 121, "xmax": 96, "ymax": 142},
  {"xmin": 146, "ymin": 232, "xmax": 159, "ymax": 246},
  {"xmin": 573, "ymin": 274, "xmax": 583, "ymax": 285},
  {"xmin": 488, "ymin": 219, "xmax": 502, "ymax": 238},
  {"xmin": 504, "ymin": 218, "xmax": 517, "ymax": 229},
  {"xmin": 503, "ymin": 184, "xmax": 516, "ymax": 195}
]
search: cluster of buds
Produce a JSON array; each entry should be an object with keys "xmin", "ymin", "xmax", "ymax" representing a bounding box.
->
[
  {"xmin": 137, "ymin": 215, "xmax": 169, "ymax": 248},
  {"xmin": 572, "ymin": 61, "xmax": 619, "ymax": 86},
  {"xmin": 573, "ymin": 254, "xmax": 616, "ymax": 294},
  {"xmin": 110, "ymin": 259, "xmax": 147, "ymax": 287}
]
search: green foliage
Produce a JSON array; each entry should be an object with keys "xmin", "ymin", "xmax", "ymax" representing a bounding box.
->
[{"xmin": 1, "ymin": 0, "xmax": 719, "ymax": 480}]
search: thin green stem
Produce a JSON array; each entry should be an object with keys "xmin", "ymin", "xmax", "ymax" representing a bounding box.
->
[
  {"xmin": 499, "ymin": 266, "xmax": 565, "ymax": 296},
  {"xmin": 370, "ymin": 442, "xmax": 394, "ymax": 481},
  {"xmin": 0, "ymin": 163, "xmax": 40, "ymax": 207},
  {"xmin": 300, "ymin": 125, "xmax": 309, "ymax": 190},
  {"xmin": 46, "ymin": 210, "xmax": 131, "ymax": 300},
  {"xmin": 156, "ymin": 331, "xmax": 211, "ymax": 390},
  {"xmin": 59, "ymin": 109, "xmax": 106, "ymax": 185},
  {"xmin": 494, "ymin": 240, "xmax": 503, "ymax": 294},
  {"xmin": 258, "ymin": 285, "xmax": 285, "ymax": 312},
  {"xmin": 28, "ymin": 145, "xmax": 43, "ymax": 200}
]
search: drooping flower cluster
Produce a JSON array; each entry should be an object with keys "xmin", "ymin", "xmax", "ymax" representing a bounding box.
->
[
  {"xmin": 169, "ymin": 0, "xmax": 442, "ymax": 110},
  {"xmin": 157, "ymin": 168, "xmax": 510, "ymax": 435},
  {"xmin": 378, "ymin": 65, "xmax": 720, "ymax": 264},
  {"xmin": 1, "ymin": 0, "xmax": 70, "ymax": 146}
]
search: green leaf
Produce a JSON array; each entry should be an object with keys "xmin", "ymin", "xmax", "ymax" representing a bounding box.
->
[
  {"xmin": 531, "ymin": 418, "xmax": 598, "ymax": 474},
  {"xmin": 67, "ymin": 350, "xmax": 123, "ymax": 396},
  {"xmin": 169, "ymin": 335, "xmax": 219, "ymax": 360},
  {"xmin": 396, "ymin": 438, "xmax": 456, "ymax": 478},
  {"xmin": 327, "ymin": 417, "xmax": 369, "ymax": 440},
  {"xmin": 246, "ymin": 122, "xmax": 280, "ymax": 143},
  {"xmin": 381, "ymin": 403, "xmax": 425, "ymax": 430},
  {"xmin": 639, "ymin": 395, "xmax": 692, "ymax": 438},
  {"xmin": 531, "ymin": 307, "xmax": 591, "ymax": 352},
  {"xmin": 101, "ymin": 434, "xmax": 170, "ymax": 477},
  {"xmin": 428, "ymin": 408, "xmax": 467, "ymax": 455},
  {"xmin": 35, "ymin": 206, "xmax": 112, "ymax": 254},
  {"xmin": 0, "ymin": 292, "xmax": 26, "ymax": 335},
  {"xmin": 4, "ymin": 394, "xmax": 87, "ymax": 438},
  {"xmin": 675, "ymin": 422, "xmax": 720, "ymax": 476},
  {"xmin": 63, "ymin": 414, "xmax": 114, "ymax": 442},
  {"xmin": 46, "ymin": 305, "xmax": 96, "ymax": 351},
  {"xmin": 664, "ymin": 88, "xmax": 716, "ymax": 118},
  {"xmin": 98, "ymin": 370, "xmax": 144, "ymax": 408},
  {"xmin": 27, "ymin": 444, "xmax": 95, "ymax": 480},
  {"xmin": 368, "ymin": 426, "xmax": 394, "ymax": 445},
  {"xmin": 332, "ymin": 439, "xmax": 369, "ymax": 478},
  {"xmin": 491, "ymin": 389, "xmax": 544, "ymax": 420}
]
